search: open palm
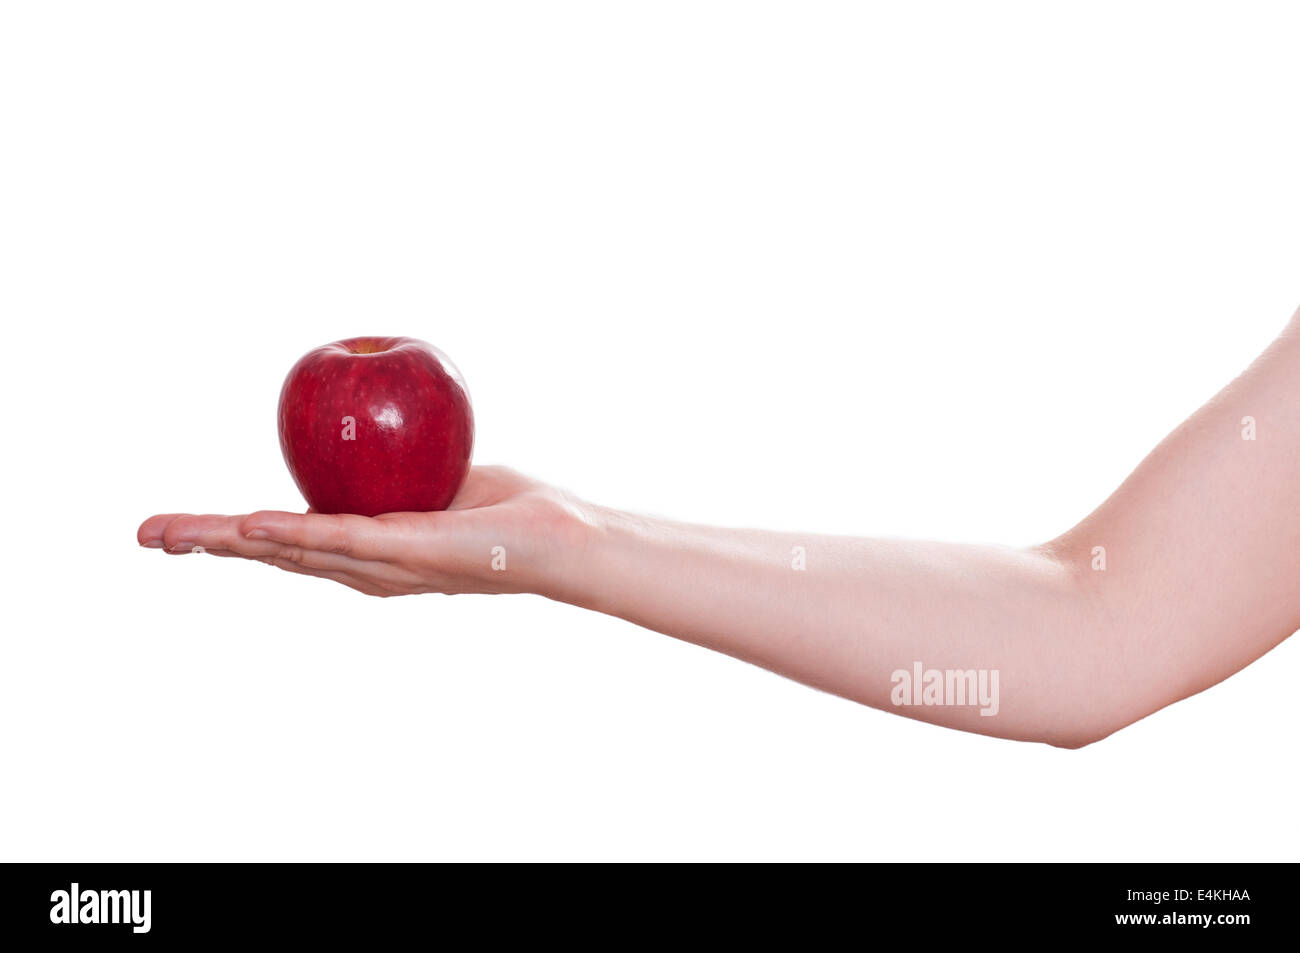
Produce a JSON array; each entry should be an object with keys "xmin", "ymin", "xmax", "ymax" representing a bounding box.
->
[{"xmin": 137, "ymin": 466, "xmax": 589, "ymax": 597}]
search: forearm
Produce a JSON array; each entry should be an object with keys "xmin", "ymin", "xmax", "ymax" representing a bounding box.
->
[{"xmin": 544, "ymin": 506, "xmax": 1105, "ymax": 747}]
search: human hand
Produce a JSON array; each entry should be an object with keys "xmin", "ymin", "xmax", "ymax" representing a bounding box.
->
[{"xmin": 136, "ymin": 466, "xmax": 593, "ymax": 597}]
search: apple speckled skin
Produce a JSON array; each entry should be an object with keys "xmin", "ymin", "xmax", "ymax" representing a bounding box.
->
[{"xmin": 277, "ymin": 336, "xmax": 474, "ymax": 516}]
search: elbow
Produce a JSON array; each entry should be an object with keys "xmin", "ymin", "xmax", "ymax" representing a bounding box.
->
[
  {"xmin": 1044, "ymin": 725, "xmax": 1119, "ymax": 750},
  {"xmin": 1022, "ymin": 540, "xmax": 1157, "ymax": 750}
]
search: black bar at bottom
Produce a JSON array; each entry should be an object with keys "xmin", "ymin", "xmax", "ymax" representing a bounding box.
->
[{"xmin": 0, "ymin": 862, "xmax": 1284, "ymax": 945}]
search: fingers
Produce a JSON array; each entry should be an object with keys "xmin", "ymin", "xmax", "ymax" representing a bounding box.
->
[
  {"xmin": 137, "ymin": 508, "xmax": 446, "ymax": 598},
  {"xmin": 159, "ymin": 514, "xmax": 251, "ymax": 553},
  {"xmin": 137, "ymin": 514, "xmax": 186, "ymax": 548},
  {"xmin": 137, "ymin": 513, "xmax": 376, "ymax": 575},
  {"xmin": 238, "ymin": 510, "xmax": 408, "ymax": 562},
  {"xmin": 137, "ymin": 513, "xmax": 236, "ymax": 553}
]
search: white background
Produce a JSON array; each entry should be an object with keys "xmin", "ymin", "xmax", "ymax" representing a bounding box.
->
[{"xmin": 2, "ymin": 1, "xmax": 1297, "ymax": 861}]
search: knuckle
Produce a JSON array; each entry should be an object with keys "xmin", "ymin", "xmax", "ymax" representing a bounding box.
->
[
  {"xmin": 241, "ymin": 511, "xmax": 276, "ymax": 533},
  {"xmin": 324, "ymin": 516, "xmax": 351, "ymax": 554}
]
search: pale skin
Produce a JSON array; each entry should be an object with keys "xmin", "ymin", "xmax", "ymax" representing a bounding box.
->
[{"xmin": 138, "ymin": 310, "xmax": 1300, "ymax": 748}]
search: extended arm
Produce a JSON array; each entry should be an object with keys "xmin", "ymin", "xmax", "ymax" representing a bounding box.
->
[
  {"xmin": 548, "ymin": 314, "xmax": 1300, "ymax": 746},
  {"xmin": 138, "ymin": 311, "xmax": 1300, "ymax": 747}
]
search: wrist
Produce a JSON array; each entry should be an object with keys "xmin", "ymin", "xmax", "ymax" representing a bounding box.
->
[{"xmin": 530, "ymin": 497, "xmax": 633, "ymax": 607}]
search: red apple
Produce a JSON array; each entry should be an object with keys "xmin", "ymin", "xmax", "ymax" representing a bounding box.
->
[{"xmin": 277, "ymin": 336, "xmax": 474, "ymax": 516}]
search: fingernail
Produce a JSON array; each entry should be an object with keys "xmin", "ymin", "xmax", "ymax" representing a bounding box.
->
[
  {"xmin": 140, "ymin": 540, "xmax": 164, "ymax": 549},
  {"xmin": 245, "ymin": 529, "xmax": 270, "ymax": 540},
  {"xmin": 166, "ymin": 541, "xmax": 196, "ymax": 554}
]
